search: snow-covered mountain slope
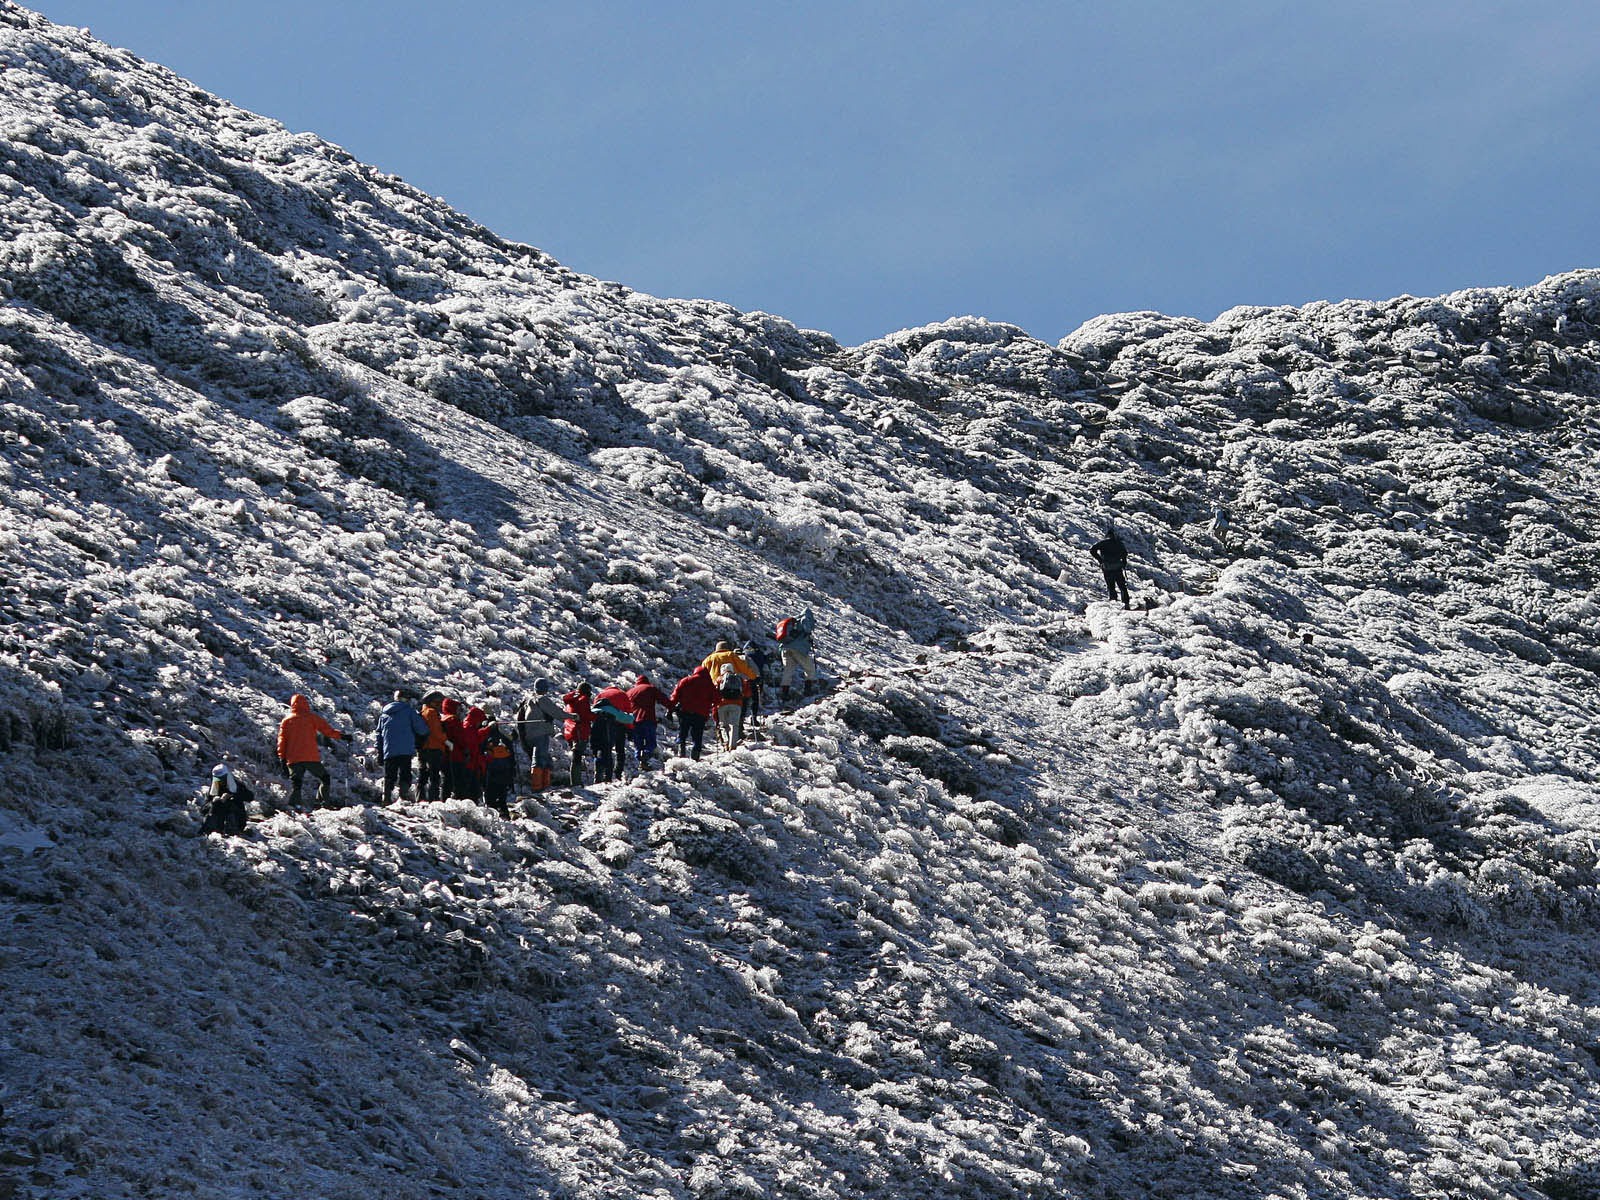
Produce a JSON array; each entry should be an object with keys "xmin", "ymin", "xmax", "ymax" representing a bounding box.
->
[{"xmin": 3, "ymin": 6, "xmax": 1600, "ymax": 1198}]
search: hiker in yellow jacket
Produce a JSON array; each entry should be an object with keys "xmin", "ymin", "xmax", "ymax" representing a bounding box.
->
[
  {"xmin": 701, "ymin": 641, "xmax": 757, "ymax": 684},
  {"xmin": 701, "ymin": 642, "xmax": 758, "ymax": 746}
]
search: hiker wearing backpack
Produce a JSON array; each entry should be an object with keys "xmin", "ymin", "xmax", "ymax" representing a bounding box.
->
[
  {"xmin": 1090, "ymin": 525, "xmax": 1133, "ymax": 608},
  {"xmin": 668, "ymin": 666, "xmax": 716, "ymax": 761},
  {"xmin": 713, "ymin": 664, "xmax": 747, "ymax": 751},
  {"xmin": 626, "ymin": 674, "xmax": 671, "ymax": 771},
  {"xmin": 200, "ymin": 763, "xmax": 252, "ymax": 836},
  {"xmin": 376, "ymin": 691, "xmax": 430, "ymax": 805},
  {"xmin": 418, "ymin": 691, "xmax": 449, "ymax": 802},
  {"xmin": 775, "ymin": 609, "xmax": 818, "ymax": 699},
  {"xmin": 480, "ymin": 712, "xmax": 518, "ymax": 817},
  {"xmin": 702, "ymin": 641, "xmax": 758, "ymax": 685},
  {"xmin": 515, "ymin": 679, "xmax": 565, "ymax": 792},
  {"xmin": 562, "ymin": 683, "xmax": 594, "ymax": 787},
  {"xmin": 591, "ymin": 684, "xmax": 636, "ymax": 783},
  {"xmin": 275, "ymin": 694, "xmax": 347, "ymax": 810}
]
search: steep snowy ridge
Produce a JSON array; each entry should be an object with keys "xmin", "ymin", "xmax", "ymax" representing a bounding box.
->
[{"xmin": 3, "ymin": 5, "xmax": 1600, "ymax": 1198}]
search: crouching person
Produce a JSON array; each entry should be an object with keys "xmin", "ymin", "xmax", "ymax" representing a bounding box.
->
[{"xmin": 200, "ymin": 763, "xmax": 252, "ymax": 836}]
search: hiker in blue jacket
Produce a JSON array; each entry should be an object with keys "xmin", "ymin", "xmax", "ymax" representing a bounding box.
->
[{"xmin": 376, "ymin": 690, "xmax": 431, "ymax": 804}]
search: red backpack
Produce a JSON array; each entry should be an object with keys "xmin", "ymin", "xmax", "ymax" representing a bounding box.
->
[{"xmin": 775, "ymin": 617, "xmax": 796, "ymax": 643}]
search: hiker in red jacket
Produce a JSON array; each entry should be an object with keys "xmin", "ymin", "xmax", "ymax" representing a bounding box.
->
[
  {"xmin": 562, "ymin": 683, "xmax": 594, "ymax": 787},
  {"xmin": 459, "ymin": 706, "xmax": 489, "ymax": 801},
  {"xmin": 668, "ymin": 666, "xmax": 716, "ymax": 762},
  {"xmin": 439, "ymin": 697, "xmax": 467, "ymax": 800},
  {"xmin": 591, "ymin": 684, "xmax": 636, "ymax": 783},
  {"xmin": 626, "ymin": 674, "xmax": 671, "ymax": 771}
]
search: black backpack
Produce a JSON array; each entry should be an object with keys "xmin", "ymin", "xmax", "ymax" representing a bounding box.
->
[{"xmin": 718, "ymin": 672, "xmax": 743, "ymax": 700}]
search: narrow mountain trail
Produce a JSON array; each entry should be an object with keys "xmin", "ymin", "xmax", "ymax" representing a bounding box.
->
[{"xmin": 727, "ymin": 594, "xmax": 1599, "ymax": 1199}]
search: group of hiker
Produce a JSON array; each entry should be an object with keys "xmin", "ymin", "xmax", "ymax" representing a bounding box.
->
[
  {"xmin": 200, "ymin": 609, "xmax": 820, "ymax": 831},
  {"xmin": 201, "ymin": 523, "xmax": 1141, "ymax": 835}
]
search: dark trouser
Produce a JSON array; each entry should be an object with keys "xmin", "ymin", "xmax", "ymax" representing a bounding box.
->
[
  {"xmin": 201, "ymin": 790, "xmax": 247, "ymax": 836},
  {"xmin": 743, "ymin": 681, "xmax": 763, "ymax": 727},
  {"xmin": 677, "ymin": 713, "xmax": 707, "ymax": 760},
  {"xmin": 567, "ymin": 737, "xmax": 588, "ymax": 787},
  {"xmin": 484, "ymin": 760, "xmax": 514, "ymax": 815},
  {"xmin": 418, "ymin": 748, "xmax": 445, "ymax": 802},
  {"xmin": 289, "ymin": 760, "xmax": 330, "ymax": 808},
  {"xmin": 630, "ymin": 721, "xmax": 658, "ymax": 768},
  {"xmin": 1101, "ymin": 565, "xmax": 1130, "ymax": 607},
  {"xmin": 383, "ymin": 756, "xmax": 413, "ymax": 804},
  {"xmin": 532, "ymin": 733, "xmax": 553, "ymax": 771},
  {"xmin": 445, "ymin": 760, "xmax": 471, "ymax": 800},
  {"xmin": 593, "ymin": 721, "xmax": 627, "ymax": 783}
]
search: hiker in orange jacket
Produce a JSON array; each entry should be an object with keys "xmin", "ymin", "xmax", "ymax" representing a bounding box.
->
[
  {"xmin": 276, "ymin": 693, "xmax": 346, "ymax": 809},
  {"xmin": 418, "ymin": 692, "xmax": 448, "ymax": 802}
]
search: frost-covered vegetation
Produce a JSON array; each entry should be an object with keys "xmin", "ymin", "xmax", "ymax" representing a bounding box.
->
[{"xmin": 3, "ymin": 5, "xmax": 1600, "ymax": 1198}]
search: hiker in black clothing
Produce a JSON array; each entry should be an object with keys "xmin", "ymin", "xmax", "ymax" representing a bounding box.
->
[
  {"xmin": 1090, "ymin": 525, "xmax": 1132, "ymax": 609},
  {"xmin": 744, "ymin": 645, "xmax": 770, "ymax": 729},
  {"xmin": 201, "ymin": 763, "xmax": 252, "ymax": 836},
  {"xmin": 480, "ymin": 712, "xmax": 518, "ymax": 817}
]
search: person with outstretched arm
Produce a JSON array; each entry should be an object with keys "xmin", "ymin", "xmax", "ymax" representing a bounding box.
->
[
  {"xmin": 276, "ymin": 693, "xmax": 347, "ymax": 810},
  {"xmin": 515, "ymin": 679, "xmax": 566, "ymax": 791}
]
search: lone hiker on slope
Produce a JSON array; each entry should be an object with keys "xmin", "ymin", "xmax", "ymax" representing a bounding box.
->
[
  {"xmin": 1090, "ymin": 525, "xmax": 1133, "ymax": 609},
  {"xmin": 276, "ymin": 693, "xmax": 348, "ymax": 810}
]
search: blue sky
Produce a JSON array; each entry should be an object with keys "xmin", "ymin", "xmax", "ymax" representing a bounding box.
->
[{"xmin": 33, "ymin": 1, "xmax": 1600, "ymax": 345}]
